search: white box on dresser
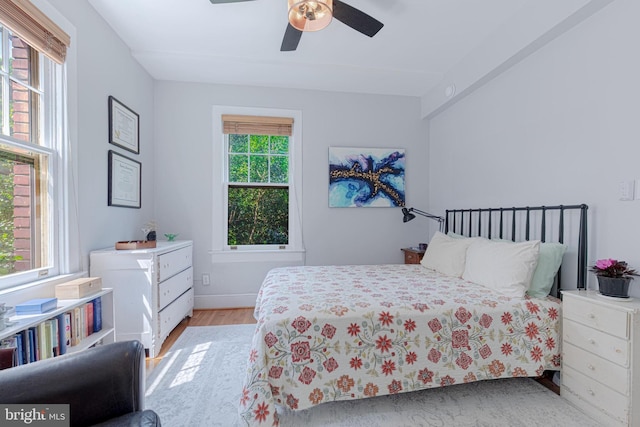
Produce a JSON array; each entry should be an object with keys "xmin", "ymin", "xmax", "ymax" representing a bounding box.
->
[
  {"xmin": 561, "ymin": 289, "xmax": 640, "ymax": 426},
  {"xmin": 89, "ymin": 240, "xmax": 194, "ymax": 357}
]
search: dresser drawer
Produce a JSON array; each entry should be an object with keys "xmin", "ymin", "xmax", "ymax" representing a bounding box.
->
[
  {"xmin": 563, "ymin": 294, "xmax": 629, "ymax": 339},
  {"xmin": 563, "ymin": 318, "xmax": 629, "ymax": 367},
  {"xmin": 158, "ymin": 246, "xmax": 192, "ymax": 282},
  {"xmin": 562, "ymin": 365, "xmax": 629, "ymax": 424},
  {"xmin": 563, "ymin": 341, "xmax": 629, "ymax": 395},
  {"xmin": 158, "ymin": 288, "xmax": 194, "ymax": 344},
  {"xmin": 158, "ymin": 267, "xmax": 193, "ymax": 311}
]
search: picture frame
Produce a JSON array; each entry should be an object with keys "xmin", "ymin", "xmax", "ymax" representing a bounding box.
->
[
  {"xmin": 108, "ymin": 150, "xmax": 141, "ymax": 208},
  {"xmin": 108, "ymin": 96, "xmax": 139, "ymax": 154},
  {"xmin": 329, "ymin": 147, "xmax": 406, "ymax": 208}
]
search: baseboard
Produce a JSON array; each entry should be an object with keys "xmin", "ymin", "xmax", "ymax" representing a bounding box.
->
[{"xmin": 194, "ymin": 294, "xmax": 257, "ymax": 309}]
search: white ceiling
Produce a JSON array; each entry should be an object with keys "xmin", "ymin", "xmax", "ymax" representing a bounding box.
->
[{"xmin": 87, "ymin": 0, "xmax": 607, "ymax": 98}]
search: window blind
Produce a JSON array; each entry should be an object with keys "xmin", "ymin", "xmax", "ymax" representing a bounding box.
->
[
  {"xmin": 222, "ymin": 115, "xmax": 293, "ymax": 137},
  {"xmin": 0, "ymin": 0, "xmax": 70, "ymax": 64}
]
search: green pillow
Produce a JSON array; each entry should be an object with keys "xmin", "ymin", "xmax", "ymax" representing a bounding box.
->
[
  {"xmin": 447, "ymin": 231, "xmax": 566, "ymax": 298},
  {"xmin": 527, "ymin": 242, "xmax": 567, "ymax": 298}
]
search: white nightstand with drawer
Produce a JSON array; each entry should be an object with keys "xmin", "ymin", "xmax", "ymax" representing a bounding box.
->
[{"xmin": 561, "ymin": 290, "xmax": 640, "ymax": 426}]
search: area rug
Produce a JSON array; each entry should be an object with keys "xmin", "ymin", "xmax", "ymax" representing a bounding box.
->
[{"xmin": 145, "ymin": 324, "xmax": 599, "ymax": 427}]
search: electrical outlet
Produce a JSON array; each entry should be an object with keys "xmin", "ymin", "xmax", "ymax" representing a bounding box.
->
[
  {"xmin": 202, "ymin": 274, "xmax": 210, "ymax": 286},
  {"xmin": 619, "ymin": 180, "xmax": 635, "ymax": 201}
]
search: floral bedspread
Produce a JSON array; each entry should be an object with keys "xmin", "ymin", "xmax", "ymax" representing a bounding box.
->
[{"xmin": 239, "ymin": 264, "xmax": 561, "ymax": 426}]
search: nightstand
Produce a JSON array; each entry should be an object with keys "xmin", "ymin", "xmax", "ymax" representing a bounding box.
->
[
  {"xmin": 401, "ymin": 247, "xmax": 425, "ymax": 264},
  {"xmin": 561, "ymin": 290, "xmax": 640, "ymax": 426}
]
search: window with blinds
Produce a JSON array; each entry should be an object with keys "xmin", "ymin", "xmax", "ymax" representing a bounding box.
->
[
  {"xmin": 222, "ymin": 115, "xmax": 293, "ymax": 248},
  {"xmin": 0, "ymin": 2, "xmax": 69, "ymax": 288}
]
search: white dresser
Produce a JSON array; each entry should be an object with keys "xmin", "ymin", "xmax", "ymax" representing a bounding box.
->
[
  {"xmin": 561, "ymin": 290, "xmax": 640, "ymax": 426},
  {"xmin": 89, "ymin": 241, "xmax": 194, "ymax": 357}
]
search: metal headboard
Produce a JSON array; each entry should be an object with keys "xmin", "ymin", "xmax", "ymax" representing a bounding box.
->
[{"xmin": 444, "ymin": 204, "xmax": 588, "ymax": 298}]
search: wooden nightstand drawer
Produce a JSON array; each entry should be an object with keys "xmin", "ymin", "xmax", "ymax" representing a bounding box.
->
[
  {"xmin": 563, "ymin": 318, "xmax": 629, "ymax": 367},
  {"xmin": 563, "ymin": 294, "xmax": 629, "ymax": 339},
  {"xmin": 563, "ymin": 341, "xmax": 629, "ymax": 395},
  {"xmin": 563, "ymin": 365, "xmax": 629, "ymax": 424}
]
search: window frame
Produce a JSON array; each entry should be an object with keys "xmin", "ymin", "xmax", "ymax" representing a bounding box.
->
[
  {"xmin": 0, "ymin": 24, "xmax": 66, "ymax": 290},
  {"xmin": 212, "ymin": 106, "xmax": 304, "ymax": 263}
]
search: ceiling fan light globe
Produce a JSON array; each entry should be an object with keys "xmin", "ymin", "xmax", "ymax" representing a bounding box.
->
[{"xmin": 288, "ymin": 0, "xmax": 333, "ymax": 32}]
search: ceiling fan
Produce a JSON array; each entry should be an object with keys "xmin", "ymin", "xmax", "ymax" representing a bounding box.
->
[{"xmin": 209, "ymin": 0, "xmax": 384, "ymax": 52}]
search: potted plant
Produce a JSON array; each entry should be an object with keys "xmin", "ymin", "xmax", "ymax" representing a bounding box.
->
[{"xmin": 590, "ymin": 258, "xmax": 638, "ymax": 298}]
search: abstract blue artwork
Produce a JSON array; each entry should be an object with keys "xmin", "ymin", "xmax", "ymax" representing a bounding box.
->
[{"xmin": 329, "ymin": 147, "xmax": 405, "ymax": 208}]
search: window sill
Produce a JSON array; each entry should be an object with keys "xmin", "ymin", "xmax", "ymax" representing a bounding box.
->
[
  {"xmin": 0, "ymin": 272, "xmax": 87, "ymax": 306},
  {"xmin": 210, "ymin": 249, "xmax": 306, "ymax": 264}
]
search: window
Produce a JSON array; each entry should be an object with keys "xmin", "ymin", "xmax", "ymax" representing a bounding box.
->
[
  {"xmin": 227, "ymin": 132, "xmax": 290, "ymax": 246},
  {"xmin": 212, "ymin": 107, "xmax": 303, "ymax": 260},
  {"xmin": 224, "ymin": 115, "xmax": 292, "ymax": 249},
  {"xmin": 0, "ymin": 3, "xmax": 70, "ymax": 289}
]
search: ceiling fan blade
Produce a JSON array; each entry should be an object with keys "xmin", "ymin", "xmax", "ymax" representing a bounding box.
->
[
  {"xmin": 209, "ymin": 0, "xmax": 256, "ymax": 3},
  {"xmin": 332, "ymin": 0, "xmax": 383, "ymax": 37},
  {"xmin": 281, "ymin": 23, "xmax": 303, "ymax": 52}
]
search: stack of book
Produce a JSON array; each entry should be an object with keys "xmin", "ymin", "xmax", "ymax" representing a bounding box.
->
[{"xmin": 0, "ymin": 297, "xmax": 103, "ymax": 367}]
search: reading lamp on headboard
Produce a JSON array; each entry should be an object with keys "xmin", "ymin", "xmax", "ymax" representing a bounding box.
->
[{"xmin": 402, "ymin": 207, "xmax": 445, "ymax": 232}]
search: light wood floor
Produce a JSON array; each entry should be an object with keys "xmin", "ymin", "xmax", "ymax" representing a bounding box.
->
[{"xmin": 146, "ymin": 308, "xmax": 256, "ymax": 373}]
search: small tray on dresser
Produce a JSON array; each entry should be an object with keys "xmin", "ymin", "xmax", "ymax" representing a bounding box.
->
[{"xmin": 115, "ymin": 240, "xmax": 157, "ymax": 250}]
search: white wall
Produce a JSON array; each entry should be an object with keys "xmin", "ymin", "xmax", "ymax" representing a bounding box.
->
[
  {"xmin": 428, "ymin": 0, "xmax": 640, "ymax": 295},
  {"xmin": 45, "ymin": 0, "xmax": 156, "ymax": 268},
  {"xmin": 153, "ymin": 82, "xmax": 429, "ymax": 307},
  {"xmin": 0, "ymin": 1, "xmax": 155, "ymax": 304}
]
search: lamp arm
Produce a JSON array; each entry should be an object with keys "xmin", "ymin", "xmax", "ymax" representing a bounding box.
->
[{"xmin": 409, "ymin": 208, "xmax": 445, "ymax": 231}]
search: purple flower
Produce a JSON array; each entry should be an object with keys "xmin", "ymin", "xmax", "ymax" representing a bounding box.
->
[{"xmin": 596, "ymin": 259, "xmax": 616, "ymax": 270}]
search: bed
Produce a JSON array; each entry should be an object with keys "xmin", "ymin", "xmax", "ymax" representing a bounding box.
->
[{"xmin": 239, "ymin": 204, "xmax": 588, "ymax": 426}]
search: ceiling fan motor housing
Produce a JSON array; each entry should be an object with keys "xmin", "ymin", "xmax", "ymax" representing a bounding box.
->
[{"xmin": 288, "ymin": 0, "xmax": 333, "ymax": 31}]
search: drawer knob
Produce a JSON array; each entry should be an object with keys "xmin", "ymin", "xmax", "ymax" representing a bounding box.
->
[
  {"xmin": 616, "ymin": 348, "xmax": 622, "ymax": 354},
  {"xmin": 588, "ymin": 313, "xmax": 596, "ymax": 319},
  {"xmin": 587, "ymin": 364, "xmax": 595, "ymax": 371},
  {"xmin": 588, "ymin": 338, "xmax": 596, "ymax": 345},
  {"xmin": 587, "ymin": 388, "xmax": 595, "ymax": 396}
]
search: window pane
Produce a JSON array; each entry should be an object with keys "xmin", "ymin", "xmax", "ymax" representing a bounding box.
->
[
  {"xmin": 229, "ymin": 154, "xmax": 248, "ymax": 182},
  {"xmin": 228, "ymin": 186, "xmax": 288, "ymax": 245},
  {"xmin": 9, "ymin": 35, "xmax": 33, "ymax": 87},
  {"xmin": 229, "ymin": 134, "xmax": 248, "ymax": 153},
  {"xmin": 0, "ymin": 152, "xmax": 39, "ymax": 275},
  {"xmin": 250, "ymin": 135, "xmax": 268, "ymax": 154},
  {"xmin": 10, "ymin": 80, "xmax": 34, "ymax": 142},
  {"xmin": 270, "ymin": 136, "xmax": 288, "ymax": 154},
  {"xmin": 249, "ymin": 155, "xmax": 268, "ymax": 183},
  {"xmin": 270, "ymin": 156, "xmax": 288, "ymax": 183}
]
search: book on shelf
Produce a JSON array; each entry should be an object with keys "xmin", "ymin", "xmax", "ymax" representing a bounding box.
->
[
  {"xmin": 85, "ymin": 302, "xmax": 94, "ymax": 338},
  {"xmin": 56, "ymin": 312, "xmax": 70, "ymax": 355},
  {"xmin": 0, "ymin": 336, "xmax": 20, "ymax": 367},
  {"xmin": 27, "ymin": 327, "xmax": 36, "ymax": 363},
  {"xmin": 0, "ymin": 347, "xmax": 16, "ymax": 369},
  {"xmin": 18, "ymin": 330, "xmax": 29, "ymax": 365},
  {"xmin": 92, "ymin": 297, "xmax": 102, "ymax": 332},
  {"xmin": 73, "ymin": 307, "xmax": 81, "ymax": 346},
  {"xmin": 15, "ymin": 297, "xmax": 58, "ymax": 315}
]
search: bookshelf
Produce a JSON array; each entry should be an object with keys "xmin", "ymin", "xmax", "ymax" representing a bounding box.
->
[{"xmin": 0, "ymin": 288, "xmax": 114, "ymax": 360}]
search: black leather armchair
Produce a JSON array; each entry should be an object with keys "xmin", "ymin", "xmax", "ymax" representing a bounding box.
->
[{"xmin": 0, "ymin": 340, "xmax": 161, "ymax": 426}]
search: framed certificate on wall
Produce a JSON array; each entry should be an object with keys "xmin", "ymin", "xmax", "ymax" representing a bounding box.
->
[
  {"xmin": 108, "ymin": 96, "xmax": 139, "ymax": 154},
  {"xmin": 108, "ymin": 150, "xmax": 141, "ymax": 208}
]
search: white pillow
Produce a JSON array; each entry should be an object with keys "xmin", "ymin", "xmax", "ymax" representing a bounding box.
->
[
  {"xmin": 462, "ymin": 238, "xmax": 540, "ymax": 298},
  {"xmin": 421, "ymin": 231, "xmax": 475, "ymax": 277}
]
